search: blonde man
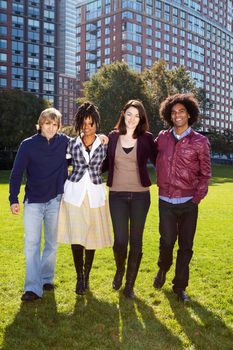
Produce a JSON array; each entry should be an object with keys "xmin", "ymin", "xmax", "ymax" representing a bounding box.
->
[{"xmin": 9, "ymin": 108, "xmax": 69, "ymax": 301}]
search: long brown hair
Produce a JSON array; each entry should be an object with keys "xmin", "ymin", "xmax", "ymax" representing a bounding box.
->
[{"xmin": 115, "ymin": 100, "xmax": 149, "ymax": 138}]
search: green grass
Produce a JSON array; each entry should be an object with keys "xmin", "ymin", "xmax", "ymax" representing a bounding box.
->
[{"xmin": 0, "ymin": 165, "xmax": 233, "ymax": 350}]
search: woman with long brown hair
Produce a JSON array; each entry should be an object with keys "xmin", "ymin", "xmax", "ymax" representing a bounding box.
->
[{"xmin": 104, "ymin": 100, "xmax": 157, "ymax": 298}]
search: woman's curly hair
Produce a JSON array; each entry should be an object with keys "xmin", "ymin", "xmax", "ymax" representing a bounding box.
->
[
  {"xmin": 159, "ymin": 93, "xmax": 200, "ymax": 127},
  {"xmin": 74, "ymin": 102, "xmax": 100, "ymax": 134}
]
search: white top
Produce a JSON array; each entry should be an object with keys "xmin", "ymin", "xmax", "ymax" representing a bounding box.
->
[{"xmin": 63, "ymin": 136, "xmax": 107, "ymax": 208}]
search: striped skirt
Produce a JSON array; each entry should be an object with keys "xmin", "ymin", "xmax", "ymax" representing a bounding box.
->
[{"xmin": 57, "ymin": 194, "xmax": 113, "ymax": 249}]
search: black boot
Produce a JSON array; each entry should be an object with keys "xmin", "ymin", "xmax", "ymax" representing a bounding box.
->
[
  {"xmin": 71, "ymin": 244, "xmax": 85, "ymax": 295},
  {"xmin": 84, "ymin": 249, "xmax": 95, "ymax": 291},
  {"xmin": 153, "ymin": 269, "xmax": 167, "ymax": 290},
  {"xmin": 112, "ymin": 250, "xmax": 127, "ymax": 290},
  {"xmin": 123, "ymin": 251, "xmax": 143, "ymax": 299}
]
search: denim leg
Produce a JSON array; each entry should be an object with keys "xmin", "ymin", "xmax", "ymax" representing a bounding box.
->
[
  {"xmin": 109, "ymin": 192, "xmax": 129, "ymax": 255},
  {"xmin": 172, "ymin": 202, "xmax": 198, "ymax": 290},
  {"xmin": 41, "ymin": 195, "xmax": 61, "ymax": 285},
  {"xmin": 129, "ymin": 191, "xmax": 150, "ymax": 254},
  {"xmin": 24, "ymin": 202, "xmax": 44, "ymax": 297},
  {"xmin": 158, "ymin": 200, "xmax": 178, "ymax": 272}
]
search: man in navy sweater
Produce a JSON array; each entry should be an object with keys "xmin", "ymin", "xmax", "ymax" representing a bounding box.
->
[{"xmin": 9, "ymin": 108, "xmax": 69, "ymax": 301}]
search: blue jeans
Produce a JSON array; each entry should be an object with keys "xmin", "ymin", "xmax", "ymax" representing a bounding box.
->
[{"xmin": 23, "ymin": 195, "xmax": 61, "ymax": 297}]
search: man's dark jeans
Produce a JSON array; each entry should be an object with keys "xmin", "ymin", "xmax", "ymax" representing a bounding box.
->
[
  {"xmin": 158, "ymin": 199, "xmax": 198, "ymax": 290},
  {"xmin": 109, "ymin": 191, "xmax": 151, "ymax": 255}
]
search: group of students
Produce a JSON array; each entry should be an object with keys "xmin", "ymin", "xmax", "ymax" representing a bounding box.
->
[{"xmin": 9, "ymin": 93, "xmax": 211, "ymax": 303}]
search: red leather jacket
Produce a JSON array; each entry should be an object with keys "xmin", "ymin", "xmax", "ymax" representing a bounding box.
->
[{"xmin": 155, "ymin": 129, "xmax": 211, "ymax": 204}]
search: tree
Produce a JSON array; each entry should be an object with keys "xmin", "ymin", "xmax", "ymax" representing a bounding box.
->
[
  {"xmin": 79, "ymin": 61, "xmax": 213, "ymax": 136},
  {"xmin": 143, "ymin": 61, "xmax": 211, "ymax": 132},
  {"xmin": 142, "ymin": 61, "xmax": 197, "ymax": 133},
  {"xmin": 170, "ymin": 65, "xmax": 196, "ymax": 94},
  {"xmin": 142, "ymin": 60, "xmax": 170, "ymax": 134},
  {"xmin": 0, "ymin": 89, "xmax": 49, "ymax": 149},
  {"xmin": 60, "ymin": 125, "xmax": 76, "ymax": 137},
  {"xmin": 208, "ymin": 128, "xmax": 233, "ymax": 156},
  {"xmin": 194, "ymin": 87, "xmax": 213, "ymax": 129},
  {"xmin": 143, "ymin": 60, "xmax": 172, "ymax": 106},
  {"xmin": 78, "ymin": 62, "xmax": 151, "ymax": 134}
]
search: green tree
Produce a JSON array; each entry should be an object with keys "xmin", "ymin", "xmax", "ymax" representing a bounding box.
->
[
  {"xmin": 60, "ymin": 125, "xmax": 76, "ymax": 137},
  {"xmin": 142, "ymin": 61, "xmax": 197, "ymax": 132},
  {"xmin": 208, "ymin": 128, "xmax": 233, "ymax": 156},
  {"xmin": 170, "ymin": 65, "xmax": 196, "ymax": 94},
  {"xmin": 143, "ymin": 60, "xmax": 172, "ymax": 106},
  {"xmin": 194, "ymin": 87, "xmax": 213, "ymax": 128},
  {"xmin": 0, "ymin": 89, "xmax": 48, "ymax": 149},
  {"xmin": 141, "ymin": 61, "xmax": 169, "ymax": 134},
  {"xmin": 79, "ymin": 62, "xmax": 152, "ymax": 134},
  {"xmin": 143, "ymin": 61, "xmax": 211, "ymax": 132}
]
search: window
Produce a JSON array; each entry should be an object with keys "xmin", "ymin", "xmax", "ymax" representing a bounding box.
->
[
  {"xmin": 0, "ymin": 39, "xmax": 7, "ymax": 49},
  {"xmin": 0, "ymin": 65, "xmax": 7, "ymax": 74},
  {"xmin": 0, "ymin": 78, "xmax": 7, "ymax": 87},
  {"xmin": 12, "ymin": 41, "xmax": 24, "ymax": 53},
  {"xmin": 0, "ymin": 26, "xmax": 7, "ymax": 35},
  {"xmin": 0, "ymin": 13, "xmax": 7, "ymax": 22},
  {"xmin": 12, "ymin": 79, "xmax": 23, "ymax": 88},
  {"xmin": 0, "ymin": 1, "xmax": 7, "ymax": 9},
  {"xmin": 28, "ymin": 31, "xmax": 39, "ymax": 42},
  {"xmin": 12, "ymin": 67, "xmax": 23, "ymax": 78},
  {"xmin": 0, "ymin": 53, "xmax": 7, "ymax": 61},
  {"xmin": 136, "ymin": 45, "xmax": 141, "ymax": 53}
]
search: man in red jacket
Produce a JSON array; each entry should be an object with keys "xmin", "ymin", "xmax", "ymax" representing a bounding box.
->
[{"xmin": 153, "ymin": 93, "xmax": 211, "ymax": 302}]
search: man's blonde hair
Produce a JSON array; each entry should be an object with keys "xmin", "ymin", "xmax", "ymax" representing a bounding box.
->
[{"xmin": 37, "ymin": 108, "xmax": 62, "ymax": 132}]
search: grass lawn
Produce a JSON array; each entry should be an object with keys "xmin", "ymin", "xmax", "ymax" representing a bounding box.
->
[{"xmin": 0, "ymin": 165, "xmax": 233, "ymax": 350}]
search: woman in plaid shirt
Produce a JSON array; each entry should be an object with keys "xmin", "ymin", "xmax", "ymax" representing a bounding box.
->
[{"xmin": 57, "ymin": 102, "xmax": 113, "ymax": 295}]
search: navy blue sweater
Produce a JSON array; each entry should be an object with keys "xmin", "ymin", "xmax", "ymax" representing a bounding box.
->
[{"xmin": 9, "ymin": 133, "xmax": 69, "ymax": 205}]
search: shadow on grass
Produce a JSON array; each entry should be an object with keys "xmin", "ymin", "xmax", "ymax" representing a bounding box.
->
[
  {"xmin": 164, "ymin": 290, "xmax": 233, "ymax": 350},
  {"xmin": 119, "ymin": 293, "xmax": 182, "ymax": 350},
  {"xmin": 2, "ymin": 291, "xmax": 120, "ymax": 350}
]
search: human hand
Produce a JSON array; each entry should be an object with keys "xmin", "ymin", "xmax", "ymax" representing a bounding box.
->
[
  {"xmin": 99, "ymin": 134, "xmax": 109, "ymax": 145},
  {"xmin": 11, "ymin": 203, "xmax": 20, "ymax": 215}
]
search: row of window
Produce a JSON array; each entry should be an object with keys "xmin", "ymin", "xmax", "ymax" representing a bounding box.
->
[
  {"xmin": 0, "ymin": 78, "xmax": 54, "ymax": 92},
  {"xmin": 0, "ymin": 66, "xmax": 54, "ymax": 79},
  {"xmin": 0, "ymin": 0, "xmax": 55, "ymax": 8},
  {"xmin": 79, "ymin": 0, "xmax": 232, "ymax": 33}
]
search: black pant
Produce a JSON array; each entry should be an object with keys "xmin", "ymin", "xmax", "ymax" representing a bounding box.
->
[
  {"xmin": 109, "ymin": 191, "xmax": 151, "ymax": 255},
  {"xmin": 158, "ymin": 199, "xmax": 198, "ymax": 290}
]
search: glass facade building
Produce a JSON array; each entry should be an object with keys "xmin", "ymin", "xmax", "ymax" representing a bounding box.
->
[
  {"xmin": 76, "ymin": 0, "xmax": 233, "ymax": 131},
  {"xmin": 58, "ymin": 0, "xmax": 78, "ymax": 124},
  {"xmin": 0, "ymin": 0, "xmax": 59, "ymax": 106}
]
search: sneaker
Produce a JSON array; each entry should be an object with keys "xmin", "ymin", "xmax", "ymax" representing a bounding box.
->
[{"xmin": 21, "ymin": 291, "xmax": 41, "ymax": 302}]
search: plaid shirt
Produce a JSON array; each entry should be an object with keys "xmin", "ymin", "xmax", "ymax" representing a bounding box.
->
[{"xmin": 67, "ymin": 137, "xmax": 107, "ymax": 185}]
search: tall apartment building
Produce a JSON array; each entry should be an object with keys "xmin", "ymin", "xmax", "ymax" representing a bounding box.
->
[
  {"xmin": 0, "ymin": 0, "xmax": 59, "ymax": 107},
  {"xmin": 58, "ymin": 0, "xmax": 78, "ymax": 125},
  {"xmin": 76, "ymin": 0, "xmax": 233, "ymax": 131}
]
